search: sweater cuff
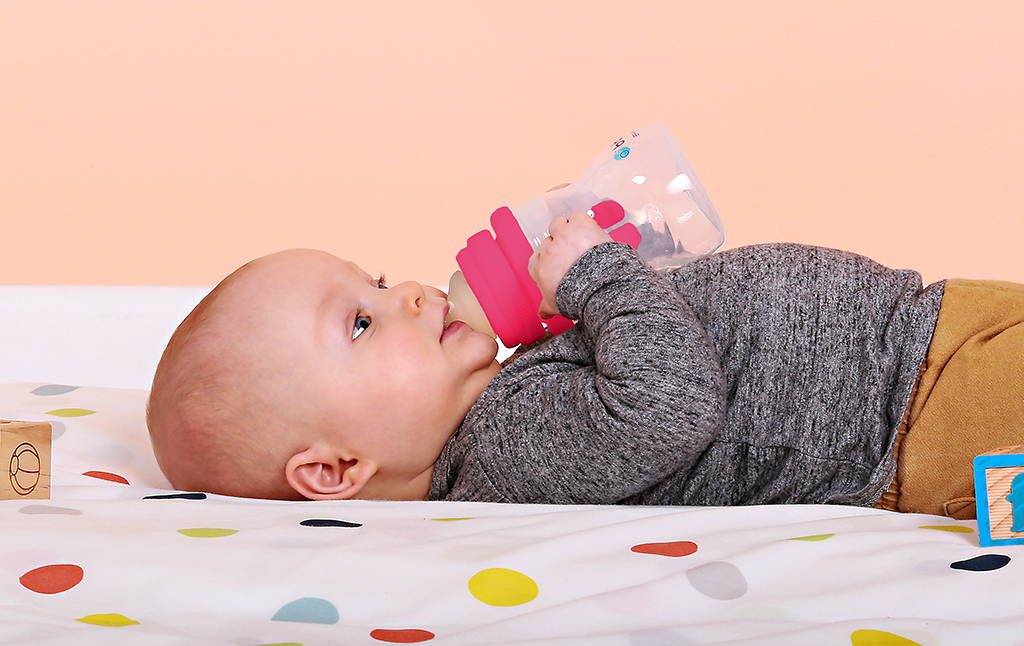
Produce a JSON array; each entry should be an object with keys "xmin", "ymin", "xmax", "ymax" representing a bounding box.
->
[{"xmin": 554, "ymin": 241, "xmax": 642, "ymax": 321}]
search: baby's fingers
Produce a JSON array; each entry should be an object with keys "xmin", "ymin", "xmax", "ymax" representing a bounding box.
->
[
  {"xmin": 546, "ymin": 215, "xmax": 572, "ymax": 237},
  {"xmin": 538, "ymin": 295, "xmax": 558, "ymax": 320}
]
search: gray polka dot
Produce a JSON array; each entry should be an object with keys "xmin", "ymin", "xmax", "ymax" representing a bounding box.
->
[
  {"xmin": 49, "ymin": 421, "xmax": 67, "ymax": 440},
  {"xmin": 31, "ymin": 384, "xmax": 80, "ymax": 396},
  {"xmin": 685, "ymin": 561, "xmax": 748, "ymax": 600},
  {"xmin": 84, "ymin": 443, "xmax": 134, "ymax": 466},
  {"xmin": 19, "ymin": 504, "xmax": 83, "ymax": 515}
]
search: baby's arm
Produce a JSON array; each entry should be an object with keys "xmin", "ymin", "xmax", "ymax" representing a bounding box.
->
[{"xmin": 492, "ymin": 240, "xmax": 728, "ymax": 505}]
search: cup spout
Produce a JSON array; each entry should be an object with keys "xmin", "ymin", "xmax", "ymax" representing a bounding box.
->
[{"xmin": 445, "ymin": 270, "xmax": 496, "ymax": 339}]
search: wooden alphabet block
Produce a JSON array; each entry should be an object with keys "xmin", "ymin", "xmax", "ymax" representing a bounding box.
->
[
  {"xmin": 974, "ymin": 445, "xmax": 1024, "ymax": 547},
  {"xmin": 0, "ymin": 420, "xmax": 52, "ymax": 500}
]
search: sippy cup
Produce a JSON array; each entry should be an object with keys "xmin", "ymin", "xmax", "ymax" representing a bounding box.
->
[{"xmin": 444, "ymin": 124, "xmax": 726, "ymax": 348}]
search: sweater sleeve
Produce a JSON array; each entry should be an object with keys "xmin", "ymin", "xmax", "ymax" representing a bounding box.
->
[{"xmin": 488, "ymin": 241, "xmax": 728, "ymax": 504}]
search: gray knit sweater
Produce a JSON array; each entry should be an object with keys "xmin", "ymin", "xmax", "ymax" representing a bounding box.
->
[{"xmin": 427, "ymin": 241, "xmax": 946, "ymax": 507}]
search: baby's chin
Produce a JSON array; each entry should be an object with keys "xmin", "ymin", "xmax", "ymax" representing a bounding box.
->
[
  {"xmin": 483, "ymin": 337, "xmax": 502, "ymax": 362},
  {"xmin": 462, "ymin": 334, "xmax": 502, "ymax": 370},
  {"xmin": 451, "ymin": 326, "xmax": 500, "ymax": 354}
]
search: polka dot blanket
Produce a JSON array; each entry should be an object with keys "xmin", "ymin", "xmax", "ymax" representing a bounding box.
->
[{"xmin": 2, "ymin": 382, "xmax": 1023, "ymax": 645}]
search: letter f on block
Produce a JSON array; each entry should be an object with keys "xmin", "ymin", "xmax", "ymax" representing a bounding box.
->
[{"xmin": 1007, "ymin": 472, "xmax": 1024, "ymax": 532}]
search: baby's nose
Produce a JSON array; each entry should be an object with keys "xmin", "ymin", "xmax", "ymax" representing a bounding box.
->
[{"xmin": 426, "ymin": 285, "xmax": 448, "ymax": 300}]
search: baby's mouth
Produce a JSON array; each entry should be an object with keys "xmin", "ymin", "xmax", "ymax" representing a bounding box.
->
[{"xmin": 440, "ymin": 303, "xmax": 451, "ymax": 340}]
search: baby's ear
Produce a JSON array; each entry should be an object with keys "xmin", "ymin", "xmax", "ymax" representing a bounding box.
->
[{"xmin": 284, "ymin": 448, "xmax": 377, "ymax": 500}]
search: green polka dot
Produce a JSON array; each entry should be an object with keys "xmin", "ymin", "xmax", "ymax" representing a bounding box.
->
[
  {"xmin": 45, "ymin": 408, "xmax": 96, "ymax": 417},
  {"xmin": 178, "ymin": 528, "xmax": 238, "ymax": 538},
  {"xmin": 919, "ymin": 525, "xmax": 973, "ymax": 533}
]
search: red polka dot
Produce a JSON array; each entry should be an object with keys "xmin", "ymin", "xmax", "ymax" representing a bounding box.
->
[
  {"xmin": 19, "ymin": 564, "xmax": 84, "ymax": 594},
  {"xmin": 631, "ymin": 540, "xmax": 698, "ymax": 557},
  {"xmin": 82, "ymin": 470, "xmax": 130, "ymax": 485},
  {"xmin": 370, "ymin": 628, "xmax": 436, "ymax": 643}
]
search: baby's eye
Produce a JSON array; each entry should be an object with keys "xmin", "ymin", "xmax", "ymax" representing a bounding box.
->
[
  {"xmin": 352, "ymin": 315, "xmax": 371, "ymax": 341},
  {"xmin": 351, "ymin": 274, "xmax": 389, "ymax": 341}
]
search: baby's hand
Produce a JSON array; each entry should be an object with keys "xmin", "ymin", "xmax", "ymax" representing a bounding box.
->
[{"xmin": 527, "ymin": 211, "xmax": 614, "ymax": 319}]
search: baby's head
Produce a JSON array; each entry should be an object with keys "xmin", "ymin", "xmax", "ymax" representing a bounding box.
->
[{"xmin": 146, "ymin": 248, "xmax": 502, "ymax": 501}]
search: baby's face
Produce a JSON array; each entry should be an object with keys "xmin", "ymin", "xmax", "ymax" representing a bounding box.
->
[{"xmin": 215, "ymin": 248, "xmax": 502, "ymax": 500}]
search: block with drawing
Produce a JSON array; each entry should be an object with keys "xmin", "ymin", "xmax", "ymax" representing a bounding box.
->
[
  {"xmin": 974, "ymin": 445, "xmax": 1024, "ymax": 547},
  {"xmin": 0, "ymin": 420, "xmax": 52, "ymax": 500}
]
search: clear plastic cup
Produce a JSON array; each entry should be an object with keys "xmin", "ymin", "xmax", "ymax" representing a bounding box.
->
[{"xmin": 448, "ymin": 124, "xmax": 726, "ymax": 348}]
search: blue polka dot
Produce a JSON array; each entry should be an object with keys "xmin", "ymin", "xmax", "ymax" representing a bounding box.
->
[
  {"xmin": 271, "ymin": 597, "xmax": 339, "ymax": 624},
  {"xmin": 300, "ymin": 519, "xmax": 362, "ymax": 528},
  {"xmin": 950, "ymin": 554, "xmax": 1011, "ymax": 571}
]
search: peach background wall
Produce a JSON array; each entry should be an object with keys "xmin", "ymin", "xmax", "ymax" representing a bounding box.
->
[{"xmin": 2, "ymin": 1, "xmax": 1022, "ymax": 288}]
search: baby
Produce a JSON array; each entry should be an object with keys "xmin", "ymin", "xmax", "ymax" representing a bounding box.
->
[
  {"xmin": 146, "ymin": 211, "xmax": 1024, "ymax": 518},
  {"xmin": 144, "ymin": 246, "xmax": 503, "ymax": 502}
]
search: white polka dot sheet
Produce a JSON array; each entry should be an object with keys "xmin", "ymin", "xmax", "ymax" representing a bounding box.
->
[{"xmin": 3, "ymin": 381, "xmax": 1023, "ymax": 646}]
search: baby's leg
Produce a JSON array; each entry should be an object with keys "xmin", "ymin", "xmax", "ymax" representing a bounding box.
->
[{"xmin": 890, "ymin": 278, "xmax": 1024, "ymax": 519}]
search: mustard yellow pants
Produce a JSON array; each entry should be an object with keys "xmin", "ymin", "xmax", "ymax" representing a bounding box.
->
[{"xmin": 875, "ymin": 278, "xmax": 1024, "ymax": 519}]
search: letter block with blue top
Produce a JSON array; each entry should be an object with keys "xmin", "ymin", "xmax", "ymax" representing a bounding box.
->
[{"xmin": 974, "ymin": 445, "xmax": 1024, "ymax": 547}]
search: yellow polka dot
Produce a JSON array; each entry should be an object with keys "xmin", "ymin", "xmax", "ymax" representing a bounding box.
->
[
  {"xmin": 850, "ymin": 629, "xmax": 923, "ymax": 645},
  {"xmin": 177, "ymin": 528, "xmax": 238, "ymax": 538},
  {"xmin": 75, "ymin": 613, "xmax": 139, "ymax": 626},
  {"xmin": 468, "ymin": 567, "xmax": 538, "ymax": 606},
  {"xmin": 919, "ymin": 525, "xmax": 973, "ymax": 533}
]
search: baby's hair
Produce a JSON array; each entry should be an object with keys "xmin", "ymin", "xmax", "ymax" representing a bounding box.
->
[
  {"xmin": 146, "ymin": 260, "xmax": 303, "ymax": 501},
  {"xmin": 146, "ymin": 259, "xmax": 251, "ymax": 439}
]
